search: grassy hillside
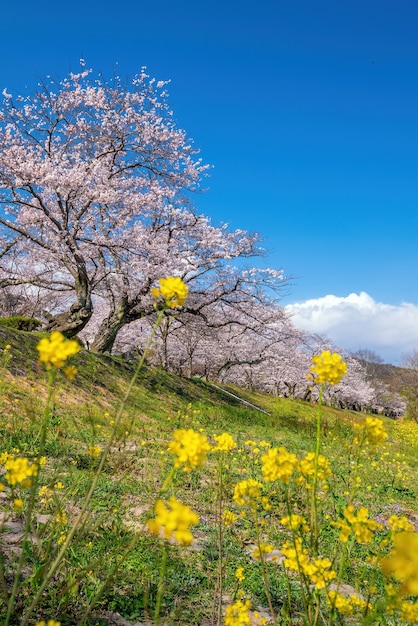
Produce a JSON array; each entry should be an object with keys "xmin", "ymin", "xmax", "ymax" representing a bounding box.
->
[{"xmin": 0, "ymin": 328, "xmax": 417, "ymax": 625}]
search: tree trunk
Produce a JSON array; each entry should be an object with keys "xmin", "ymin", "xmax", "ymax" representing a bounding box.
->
[
  {"xmin": 90, "ymin": 297, "xmax": 130, "ymax": 353},
  {"xmin": 44, "ymin": 301, "xmax": 93, "ymax": 338},
  {"xmin": 43, "ymin": 261, "xmax": 93, "ymax": 338}
]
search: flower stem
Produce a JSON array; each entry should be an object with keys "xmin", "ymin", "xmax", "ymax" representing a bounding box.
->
[
  {"xmin": 154, "ymin": 544, "xmax": 168, "ymax": 625},
  {"xmin": 311, "ymin": 383, "xmax": 324, "ymax": 554}
]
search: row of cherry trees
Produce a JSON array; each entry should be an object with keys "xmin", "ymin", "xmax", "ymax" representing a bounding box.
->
[
  {"xmin": 94, "ymin": 300, "xmax": 405, "ymax": 416},
  {"xmin": 0, "ymin": 64, "xmax": 404, "ymax": 415}
]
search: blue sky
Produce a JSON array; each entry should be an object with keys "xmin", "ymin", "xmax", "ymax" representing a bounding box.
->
[{"xmin": 1, "ymin": 0, "xmax": 418, "ymax": 363}]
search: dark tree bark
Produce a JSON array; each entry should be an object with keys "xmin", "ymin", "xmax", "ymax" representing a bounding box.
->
[
  {"xmin": 43, "ymin": 262, "xmax": 93, "ymax": 337},
  {"xmin": 89, "ymin": 297, "xmax": 130, "ymax": 353}
]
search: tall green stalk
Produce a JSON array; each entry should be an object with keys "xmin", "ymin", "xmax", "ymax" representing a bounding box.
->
[{"xmin": 310, "ymin": 383, "xmax": 324, "ymax": 555}]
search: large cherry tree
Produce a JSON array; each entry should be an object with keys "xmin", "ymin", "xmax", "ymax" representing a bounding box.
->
[{"xmin": 0, "ymin": 64, "xmax": 207, "ymax": 336}]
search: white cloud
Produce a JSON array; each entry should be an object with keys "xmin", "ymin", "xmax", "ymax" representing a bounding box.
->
[{"xmin": 285, "ymin": 292, "xmax": 418, "ymax": 364}]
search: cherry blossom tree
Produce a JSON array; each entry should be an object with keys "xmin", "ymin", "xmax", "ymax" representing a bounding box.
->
[
  {"xmin": 0, "ymin": 63, "xmax": 207, "ymax": 336},
  {"xmin": 0, "ymin": 63, "xmax": 290, "ymax": 352}
]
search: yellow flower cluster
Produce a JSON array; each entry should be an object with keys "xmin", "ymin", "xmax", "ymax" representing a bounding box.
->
[
  {"xmin": 35, "ymin": 621, "xmax": 61, "ymax": 626},
  {"xmin": 388, "ymin": 515, "xmax": 415, "ymax": 533},
  {"xmin": 381, "ymin": 532, "xmax": 418, "ymax": 596},
  {"xmin": 87, "ymin": 445, "xmax": 102, "ymax": 458},
  {"xmin": 280, "ymin": 513, "xmax": 309, "ymax": 532},
  {"xmin": 167, "ymin": 428, "xmax": 211, "ymax": 472},
  {"xmin": 55, "ymin": 510, "xmax": 68, "ymax": 525},
  {"xmin": 235, "ymin": 566, "xmax": 245, "ymax": 582},
  {"xmin": 39, "ymin": 485, "xmax": 53, "ymax": 506},
  {"xmin": 310, "ymin": 350, "xmax": 347, "ymax": 385},
  {"xmin": 327, "ymin": 590, "xmax": 369, "ymax": 615},
  {"xmin": 281, "ymin": 538, "xmax": 336, "ymax": 590},
  {"xmin": 147, "ymin": 497, "xmax": 199, "ymax": 546},
  {"xmin": 233, "ymin": 479, "xmax": 263, "ymax": 510},
  {"xmin": 37, "ymin": 331, "xmax": 80, "ymax": 369},
  {"xmin": 354, "ymin": 417, "xmax": 388, "ymax": 446},
  {"xmin": 4, "ymin": 456, "xmax": 38, "ymax": 487},
  {"xmin": 224, "ymin": 599, "xmax": 252, "ymax": 626},
  {"xmin": 261, "ymin": 446, "xmax": 297, "ymax": 483},
  {"xmin": 13, "ymin": 498, "xmax": 23, "ymax": 511},
  {"xmin": 252, "ymin": 543, "xmax": 274, "ymax": 560},
  {"xmin": 296, "ymin": 452, "xmax": 331, "ymax": 489},
  {"xmin": 223, "ymin": 509, "xmax": 238, "ymax": 526},
  {"xmin": 400, "ymin": 601, "xmax": 418, "ymax": 622},
  {"xmin": 63, "ymin": 365, "xmax": 78, "ymax": 380},
  {"xmin": 151, "ymin": 276, "xmax": 188, "ymax": 309},
  {"xmin": 0, "ymin": 452, "xmax": 11, "ymax": 465},
  {"xmin": 213, "ymin": 432, "xmax": 237, "ymax": 452},
  {"xmin": 334, "ymin": 505, "xmax": 381, "ymax": 543}
]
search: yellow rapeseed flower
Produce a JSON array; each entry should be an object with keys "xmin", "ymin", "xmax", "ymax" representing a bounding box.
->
[
  {"xmin": 233, "ymin": 479, "xmax": 263, "ymax": 509},
  {"xmin": 296, "ymin": 452, "xmax": 331, "ymax": 489},
  {"xmin": 4, "ymin": 456, "xmax": 38, "ymax": 487},
  {"xmin": 281, "ymin": 538, "xmax": 336, "ymax": 589},
  {"xmin": 281, "ymin": 537, "xmax": 310, "ymax": 573},
  {"xmin": 261, "ymin": 446, "xmax": 298, "ymax": 483},
  {"xmin": 223, "ymin": 509, "xmax": 238, "ymax": 526},
  {"xmin": 400, "ymin": 601, "xmax": 418, "ymax": 622},
  {"xmin": 354, "ymin": 417, "xmax": 388, "ymax": 446},
  {"xmin": 39, "ymin": 486, "xmax": 53, "ymax": 506},
  {"xmin": 388, "ymin": 515, "xmax": 415, "ymax": 533},
  {"xmin": 168, "ymin": 428, "xmax": 211, "ymax": 472},
  {"xmin": 224, "ymin": 599, "xmax": 252, "ymax": 626},
  {"xmin": 326, "ymin": 591, "xmax": 369, "ymax": 615},
  {"xmin": 310, "ymin": 350, "xmax": 347, "ymax": 385},
  {"xmin": 235, "ymin": 566, "xmax": 245, "ymax": 582},
  {"xmin": 87, "ymin": 445, "xmax": 102, "ymax": 458},
  {"xmin": 213, "ymin": 432, "xmax": 237, "ymax": 452},
  {"xmin": 381, "ymin": 532, "xmax": 418, "ymax": 596},
  {"xmin": 37, "ymin": 331, "xmax": 80, "ymax": 369},
  {"xmin": 305, "ymin": 557, "xmax": 336, "ymax": 590},
  {"xmin": 62, "ymin": 365, "xmax": 78, "ymax": 380},
  {"xmin": 252, "ymin": 543, "xmax": 274, "ymax": 560},
  {"xmin": 151, "ymin": 276, "xmax": 188, "ymax": 309},
  {"xmin": 55, "ymin": 510, "xmax": 68, "ymax": 525},
  {"xmin": 280, "ymin": 513, "xmax": 309, "ymax": 532},
  {"xmin": 334, "ymin": 505, "xmax": 381, "ymax": 543},
  {"xmin": 147, "ymin": 497, "xmax": 199, "ymax": 546}
]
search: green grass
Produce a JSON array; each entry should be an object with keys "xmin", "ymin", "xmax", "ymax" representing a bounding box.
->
[{"xmin": 0, "ymin": 328, "xmax": 417, "ymax": 625}]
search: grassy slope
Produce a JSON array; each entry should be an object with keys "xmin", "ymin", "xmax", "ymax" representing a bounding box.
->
[{"xmin": 1, "ymin": 327, "xmax": 417, "ymax": 624}]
